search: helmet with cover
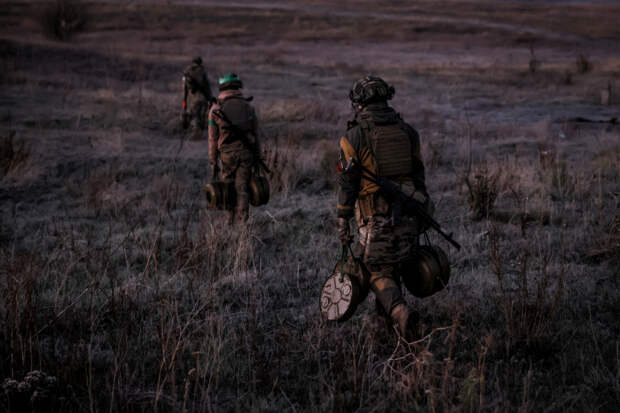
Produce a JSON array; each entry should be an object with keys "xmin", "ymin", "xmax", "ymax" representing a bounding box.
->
[
  {"xmin": 218, "ymin": 72, "xmax": 243, "ymax": 91},
  {"xmin": 349, "ymin": 75, "xmax": 395, "ymax": 106}
]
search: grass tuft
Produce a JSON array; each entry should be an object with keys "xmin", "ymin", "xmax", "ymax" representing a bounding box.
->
[{"xmin": 465, "ymin": 165, "xmax": 500, "ymax": 221}]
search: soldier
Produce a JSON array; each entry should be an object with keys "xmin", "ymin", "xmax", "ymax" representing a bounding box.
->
[
  {"xmin": 336, "ymin": 76, "xmax": 432, "ymax": 340},
  {"xmin": 182, "ymin": 56, "xmax": 214, "ymax": 140},
  {"xmin": 208, "ymin": 73, "xmax": 259, "ymax": 225}
]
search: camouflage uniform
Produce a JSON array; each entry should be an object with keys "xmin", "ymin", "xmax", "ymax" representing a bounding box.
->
[
  {"xmin": 337, "ymin": 78, "xmax": 429, "ymax": 338},
  {"xmin": 183, "ymin": 58, "xmax": 213, "ymax": 140},
  {"xmin": 208, "ymin": 88, "xmax": 258, "ymax": 224}
]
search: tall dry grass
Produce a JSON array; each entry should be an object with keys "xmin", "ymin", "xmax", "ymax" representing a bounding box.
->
[
  {"xmin": 2, "ymin": 114, "xmax": 620, "ymax": 412},
  {"xmin": 2, "ymin": 1, "xmax": 620, "ymax": 410}
]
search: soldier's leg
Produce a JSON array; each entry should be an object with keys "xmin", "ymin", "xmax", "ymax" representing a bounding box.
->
[
  {"xmin": 369, "ymin": 265, "xmax": 404, "ymax": 317},
  {"xmin": 368, "ymin": 265, "xmax": 418, "ymax": 340},
  {"xmin": 190, "ymin": 100, "xmax": 206, "ymax": 140},
  {"xmin": 361, "ymin": 216, "xmax": 419, "ymax": 339},
  {"xmin": 220, "ymin": 152, "xmax": 239, "ymax": 224},
  {"xmin": 233, "ymin": 161, "xmax": 251, "ymax": 224}
]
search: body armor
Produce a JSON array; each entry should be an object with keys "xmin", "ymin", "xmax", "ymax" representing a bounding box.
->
[
  {"xmin": 370, "ymin": 122, "xmax": 413, "ymax": 181},
  {"xmin": 357, "ymin": 120, "xmax": 415, "ymax": 218}
]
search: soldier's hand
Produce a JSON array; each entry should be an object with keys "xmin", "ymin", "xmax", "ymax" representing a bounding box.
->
[
  {"xmin": 412, "ymin": 190, "xmax": 427, "ymax": 205},
  {"xmin": 337, "ymin": 217, "xmax": 353, "ymax": 245},
  {"xmin": 417, "ymin": 195, "xmax": 434, "ymax": 233},
  {"xmin": 181, "ymin": 113, "xmax": 190, "ymax": 130}
]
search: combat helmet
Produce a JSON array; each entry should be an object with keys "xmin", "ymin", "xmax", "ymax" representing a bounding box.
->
[
  {"xmin": 219, "ymin": 73, "xmax": 243, "ymax": 91},
  {"xmin": 349, "ymin": 75, "xmax": 395, "ymax": 106},
  {"xmin": 192, "ymin": 56, "xmax": 203, "ymax": 65}
]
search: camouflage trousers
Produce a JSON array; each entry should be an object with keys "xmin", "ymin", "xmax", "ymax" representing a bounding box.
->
[
  {"xmin": 189, "ymin": 99, "xmax": 209, "ymax": 140},
  {"xmin": 357, "ymin": 214, "xmax": 419, "ymax": 315},
  {"xmin": 221, "ymin": 147, "xmax": 253, "ymax": 224}
]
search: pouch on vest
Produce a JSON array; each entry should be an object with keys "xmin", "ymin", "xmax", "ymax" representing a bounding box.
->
[{"xmin": 369, "ymin": 122, "xmax": 413, "ymax": 180}]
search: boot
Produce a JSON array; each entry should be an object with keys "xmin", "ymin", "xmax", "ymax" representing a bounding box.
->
[
  {"xmin": 391, "ymin": 304, "xmax": 419, "ymax": 341},
  {"xmin": 391, "ymin": 304, "xmax": 409, "ymax": 338}
]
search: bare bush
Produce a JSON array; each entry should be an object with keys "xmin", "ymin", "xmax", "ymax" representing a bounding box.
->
[
  {"xmin": 576, "ymin": 54, "xmax": 592, "ymax": 74},
  {"xmin": 0, "ymin": 131, "xmax": 30, "ymax": 179},
  {"xmin": 465, "ymin": 165, "xmax": 500, "ymax": 221},
  {"xmin": 528, "ymin": 45, "xmax": 540, "ymax": 74},
  {"xmin": 488, "ymin": 223, "xmax": 564, "ymax": 352},
  {"xmin": 537, "ymin": 142, "xmax": 557, "ymax": 170},
  {"xmin": 588, "ymin": 208, "xmax": 620, "ymax": 262},
  {"xmin": 41, "ymin": 0, "xmax": 87, "ymax": 41}
]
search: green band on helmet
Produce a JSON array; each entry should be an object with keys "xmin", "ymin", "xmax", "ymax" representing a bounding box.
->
[
  {"xmin": 219, "ymin": 73, "xmax": 240, "ymax": 85},
  {"xmin": 208, "ymin": 119, "xmax": 217, "ymax": 126}
]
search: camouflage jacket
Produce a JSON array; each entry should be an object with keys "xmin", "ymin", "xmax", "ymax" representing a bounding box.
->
[
  {"xmin": 208, "ymin": 90, "xmax": 258, "ymax": 165},
  {"xmin": 337, "ymin": 103, "xmax": 427, "ymax": 219}
]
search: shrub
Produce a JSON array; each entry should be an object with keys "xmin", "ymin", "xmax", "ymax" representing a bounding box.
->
[
  {"xmin": 41, "ymin": 0, "xmax": 86, "ymax": 41},
  {"xmin": 528, "ymin": 45, "xmax": 540, "ymax": 74},
  {"xmin": 576, "ymin": 54, "xmax": 592, "ymax": 74},
  {"xmin": 0, "ymin": 131, "xmax": 30, "ymax": 179},
  {"xmin": 465, "ymin": 165, "xmax": 499, "ymax": 221},
  {"xmin": 560, "ymin": 70, "xmax": 573, "ymax": 85},
  {"xmin": 488, "ymin": 223, "xmax": 564, "ymax": 352}
]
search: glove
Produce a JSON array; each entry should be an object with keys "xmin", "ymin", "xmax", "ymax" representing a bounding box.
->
[
  {"xmin": 412, "ymin": 190, "xmax": 427, "ymax": 205},
  {"xmin": 337, "ymin": 217, "xmax": 353, "ymax": 245}
]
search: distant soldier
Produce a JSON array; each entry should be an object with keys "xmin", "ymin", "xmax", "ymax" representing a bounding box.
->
[
  {"xmin": 208, "ymin": 73, "xmax": 259, "ymax": 224},
  {"xmin": 182, "ymin": 57, "xmax": 214, "ymax": 140},
  {"xmin": 336, "ymin": 76, "xmax": 432, "ymax": 340}
]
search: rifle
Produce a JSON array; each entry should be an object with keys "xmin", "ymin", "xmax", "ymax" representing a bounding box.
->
[
  {"xmin": 212, "ymin": 108, "xmax": 271, "ymax": 174},
  {"xmin": 346, "ymin": 157, "xmax": 461, "ymax": 250}
]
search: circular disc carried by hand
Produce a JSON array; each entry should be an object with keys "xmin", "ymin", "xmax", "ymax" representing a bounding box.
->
[{"xmin": 320, "ymin": 271, "xmax": 359, "ymax": 322}]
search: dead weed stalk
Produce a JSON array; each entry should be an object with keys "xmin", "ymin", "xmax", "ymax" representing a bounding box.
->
[{"xmin": 488, "ymin": 223, "xmax": 564, "ymax": 353}]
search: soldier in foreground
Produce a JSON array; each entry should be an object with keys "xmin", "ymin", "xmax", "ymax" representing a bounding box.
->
[
  {"xmin": 182, "ymin": 57, "xmax": 214, "ymax": 140},
  {"xmin": 336, "ymin": 76, "xmax": 432, "ymax": 340},
  {"xmin": 208, "ymin": 73, "xmax": 259, "ymax": 225}
]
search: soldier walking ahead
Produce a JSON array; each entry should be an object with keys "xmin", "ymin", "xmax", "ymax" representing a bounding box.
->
[
  {"xmin": 336, "ymin": 76, "xmax": 432, "ymax": 340},
  {"xmin": 208, "ymin": 73, "xmax": 259, "ymax": 225},
  {"xmin": 182, "ymin": 57, "xmax": 214, "ymax": 140}
]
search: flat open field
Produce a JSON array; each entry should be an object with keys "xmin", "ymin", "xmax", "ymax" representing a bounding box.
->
[{"xmin": 1, "ymin": 1, "xmax": 619, "ymax": 411}]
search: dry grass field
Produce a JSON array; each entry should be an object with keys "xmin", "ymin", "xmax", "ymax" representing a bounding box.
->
[{"xmin": 1, "ymin": 0, "xmax": 619, "ymax": 411}]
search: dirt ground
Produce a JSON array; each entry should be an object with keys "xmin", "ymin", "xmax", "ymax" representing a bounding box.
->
[{"xmin": 1, "ymin": 1, "xmax": 619, "ymax": 412}]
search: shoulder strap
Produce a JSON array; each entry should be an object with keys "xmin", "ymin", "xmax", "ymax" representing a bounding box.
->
[{"xmin": 360, "ymin": 119, "xmax": 377, "ymax": 163}]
